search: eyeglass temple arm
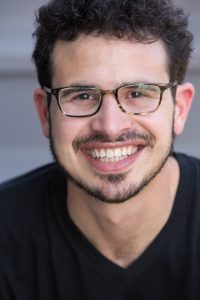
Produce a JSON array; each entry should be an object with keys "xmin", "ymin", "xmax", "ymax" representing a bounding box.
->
[{"xmin": 43, "ymin": 87, "xmax": 51, "ymax": 94}]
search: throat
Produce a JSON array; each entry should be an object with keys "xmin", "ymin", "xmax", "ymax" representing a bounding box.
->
[
  {"xmin": 100, "ymin": 240, "xmax": 144, "ymax": 268},
  {"xmin": 67, "ymin": 156, "xmax": 179, "ymax": 268}
]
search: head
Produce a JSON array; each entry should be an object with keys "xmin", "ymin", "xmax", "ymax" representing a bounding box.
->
[
  {"xmin": 32, "ymin": 0, "xmax": 194, "ymax": 204},
  {"xmin": 32, "ymin": 0, "xmax": 193, "ymax": 88}
]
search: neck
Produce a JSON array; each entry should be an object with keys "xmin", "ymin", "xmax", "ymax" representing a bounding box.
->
[{"xmin": 67, "ymin": 156, "xmax": 179, "ymax": 268}]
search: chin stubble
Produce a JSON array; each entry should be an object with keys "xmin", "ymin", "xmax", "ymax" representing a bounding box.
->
[{"xmin": 48, "ymin": 118, "xmax": 174, "ymax": 204}]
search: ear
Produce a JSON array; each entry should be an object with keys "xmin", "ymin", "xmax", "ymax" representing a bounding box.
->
[
  {"xmin": 173, "ymin": 82, "xmax": 195, "ymax": 136},
  {"xmin": 33, "ymin": 87, "xmax": 50, "ymax": 138}
]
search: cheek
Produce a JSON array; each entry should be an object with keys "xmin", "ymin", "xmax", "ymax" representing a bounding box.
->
[
  {"xmin": 139, "ymin": 109, "xmax": 174, "ymax": 143},
  {"xmin": 51, "ymin": 114, "xmax": 88, "ymax": 150},
  {"xmin": 52, "ymin": 119, "xmax": 75, "ymax": 147}
]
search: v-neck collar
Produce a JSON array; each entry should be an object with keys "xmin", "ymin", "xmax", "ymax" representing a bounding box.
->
[{"xmin": 51, "ymin": 153, "xmax": 193, "ymax": 283}]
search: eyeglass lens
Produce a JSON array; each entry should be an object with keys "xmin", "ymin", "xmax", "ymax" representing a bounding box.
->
[{"xmin": 58, "ymin": 84, "xmax": 161, "ymax": 116}]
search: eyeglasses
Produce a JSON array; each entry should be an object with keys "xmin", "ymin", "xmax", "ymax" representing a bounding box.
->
[{"xmin": 43, "ymin": 81, "xmax": 177, "ymax": 118}]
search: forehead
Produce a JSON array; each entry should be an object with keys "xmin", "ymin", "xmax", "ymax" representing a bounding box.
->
[{"xmin": 51, "ymin": 35, "xmax": 169, "ymax": 86}]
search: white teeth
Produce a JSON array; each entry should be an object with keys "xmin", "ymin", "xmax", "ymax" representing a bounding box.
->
[
  {"xmin": 100, "ymin": 149, "xmax": 106, "ymax": 158},
  {"xmin": 128, "ymin": 146, "xmax": 132, "ymax": 155},
  {"xmin": 114, "ymin": 148, "xmax": 122, "ymax": 157},
  {"xmin": 87, "ymin": 146, "xmax": 138, "ymax": 162},
  {"xmin": 95, "ymin": 149, "xmax": 100, "ymax": 158},
  {"xmin": 110, "ymin": 157, "xmax": 115, "ymax": 162},
  {"xmin": 122, "ymin": 147, "xmax": 128, "ymax": 155},
  {"xmin": 131, "ymin": 147, "xmax": 137, "ymax": 155},
  {"xmin": 106, "ymin": 149, "xmax": 114, "ymax": 158}
]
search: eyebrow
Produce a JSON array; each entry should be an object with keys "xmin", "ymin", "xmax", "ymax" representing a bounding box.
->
[{"xmin": 63, "ymin": 79, "xmax": 154, "ymax": 89}]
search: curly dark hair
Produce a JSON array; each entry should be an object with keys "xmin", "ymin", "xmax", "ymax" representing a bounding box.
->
[{"xmin": 32, "ymin": 0, "xmax": 193, "ymax": 88}]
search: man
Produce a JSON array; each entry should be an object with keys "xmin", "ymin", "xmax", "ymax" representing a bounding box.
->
[{"xmin": 0, "ymin": 0, "xmax": 199, "ymax": 299}]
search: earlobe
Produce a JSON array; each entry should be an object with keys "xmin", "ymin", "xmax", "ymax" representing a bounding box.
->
[
  {"xmin": 33, "ymin": 88, "xmax": 50, "ymax": 138},
  {"xmin": 173, "ymin": 83, "xmax": 195, "ymax": 136}
]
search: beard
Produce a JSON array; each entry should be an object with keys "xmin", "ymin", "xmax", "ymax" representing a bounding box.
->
[{"xmin": 49, "ymin": 120, "xmax": 174, "ymax": 204}]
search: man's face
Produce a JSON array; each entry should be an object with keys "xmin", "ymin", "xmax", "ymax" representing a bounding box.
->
[{"xmin": 47, "ymin": 36, "xmax": 176, "ymax": 203}]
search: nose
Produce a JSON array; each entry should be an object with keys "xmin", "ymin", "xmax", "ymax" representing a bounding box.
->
[{"xmin": 90, "ymin": 93, "xmax": 134, "ymax": 138}]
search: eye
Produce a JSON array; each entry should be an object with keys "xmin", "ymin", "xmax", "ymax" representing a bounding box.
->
[
  {"xmin": 75, "ymin": 93, "xmax": 93, "ymax": 100},
  {"xmin": 60, "ymin": 89, "xmax": 98, "ymax": 103},
  {"xmin": 126, "ymin": 87, "xmax": 156, "ymax": 99},
  {"xmin": 126, "ymin": 89, "xmax": 149, "ymax": 99},
  {"xmin": 128, "ymin": 91, "xmax": 144, "ymax": 98}
]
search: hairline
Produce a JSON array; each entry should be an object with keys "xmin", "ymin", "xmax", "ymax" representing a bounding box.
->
[{"xmin": 49, "ymin": 33, "xmax": 171, "ymax": 88}]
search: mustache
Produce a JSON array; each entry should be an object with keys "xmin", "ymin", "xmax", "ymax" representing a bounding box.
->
[{"xmin": 73, "ymin": 130, "xmax": 155, "ymax": 151}]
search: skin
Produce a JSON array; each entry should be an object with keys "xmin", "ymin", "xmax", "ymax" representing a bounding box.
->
[{"xmin": 34, "ymin": 35, "xmax": 194, "ymax": 267}]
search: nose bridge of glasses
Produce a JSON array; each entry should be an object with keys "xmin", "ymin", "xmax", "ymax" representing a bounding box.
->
[
  {"xmin": 100, "ymin": 88, "xmax": 126, "ymax": 113},
  {"xmin": 101, "ymin": 88, "xmax": 117, "ymax": 98}
]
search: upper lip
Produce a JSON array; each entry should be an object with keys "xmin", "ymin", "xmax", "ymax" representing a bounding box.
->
[{"xmin": 82, "ymin": 140, "xmax": 147, "ymax": 150}]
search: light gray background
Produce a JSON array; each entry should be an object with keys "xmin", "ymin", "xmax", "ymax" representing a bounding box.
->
[{"xmin": 0, "ymin": 0, "xmax": 200, "ymax": 183}]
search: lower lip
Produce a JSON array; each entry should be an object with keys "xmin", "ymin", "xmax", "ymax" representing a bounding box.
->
[{"xmin": 82, "ymin": 148, "xmax": 143, "ymax": 173}]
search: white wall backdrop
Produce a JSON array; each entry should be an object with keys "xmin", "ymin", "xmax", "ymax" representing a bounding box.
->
[{"xmin": 0, "ymin": 0, "xmax": 200, "ymax": 182}]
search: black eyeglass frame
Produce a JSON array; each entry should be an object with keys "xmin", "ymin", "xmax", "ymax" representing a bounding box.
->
[{"xmin": 43, "ymin": 81, "xmax": 178, "ymax": 118}]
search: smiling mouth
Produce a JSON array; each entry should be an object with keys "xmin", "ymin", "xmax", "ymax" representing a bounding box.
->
[{"xmin": 86, "ymin": 145, "xmax": 142, "ymax": 163}]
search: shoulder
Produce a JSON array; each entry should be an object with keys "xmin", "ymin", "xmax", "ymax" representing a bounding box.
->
[
  {"xmin": 175, "ymin": 152, "xmax": 200, "ymax": 199},
  {"xmin": 175, "ymin": 152, "xmax": 200, "ymax": 171},
  {"xmin": 0, "ymin": 163, "xmax": 57, "ymax": 197},
  {"xmin": 0, "ymin": 163, "xmax": 58, "ymax": 224}
]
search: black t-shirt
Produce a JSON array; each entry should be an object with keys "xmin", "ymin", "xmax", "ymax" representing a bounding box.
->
[{"xmin": 0, "ymin": 153, "xmax": 200, "ymax": 300}]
